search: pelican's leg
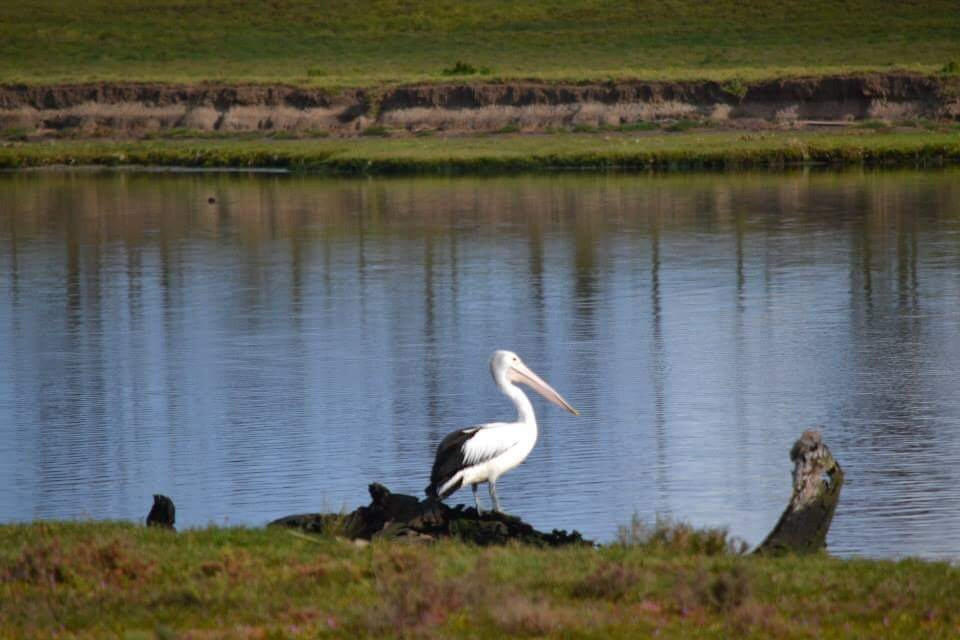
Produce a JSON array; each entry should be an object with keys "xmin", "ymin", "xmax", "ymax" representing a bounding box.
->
[
  {"xmin": 472, "ymin": 483, "xmax": 482, "ymax": 514},
  {"xmin": 489, "ymin": 481, "xmax": 503, "ymax": 513}
]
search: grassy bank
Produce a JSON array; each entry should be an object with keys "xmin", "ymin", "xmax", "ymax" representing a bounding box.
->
[
  {"xmin": 2, "ymin": 130, "xmax": 960, "ymax": 174},
  {"xmin": 1, "ymin": 1, "xmax": 959, "ymax": 86},
  {"xmin": 1, "ymin": 521, "xmax": 958, "ymax": 638}
]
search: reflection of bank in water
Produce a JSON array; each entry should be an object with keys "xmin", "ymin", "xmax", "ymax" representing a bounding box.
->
[{"xmin": 1, "ymin": 170, "xmax": 959, "ymax": 558}]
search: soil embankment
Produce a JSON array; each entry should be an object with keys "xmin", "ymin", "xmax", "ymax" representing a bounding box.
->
[{"xmin": 1, "ymin": 73, "xmax": 958, "ymax": 138}]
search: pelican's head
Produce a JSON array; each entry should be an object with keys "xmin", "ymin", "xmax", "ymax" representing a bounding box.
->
[{"xmin": 489, "ymin": 350, "xmax": 579, "ymax": 416}]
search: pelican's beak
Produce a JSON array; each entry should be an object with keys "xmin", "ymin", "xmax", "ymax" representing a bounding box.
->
[{"xmin": 509, "ymin": 361, "xmax": 579, "ymax": 416}]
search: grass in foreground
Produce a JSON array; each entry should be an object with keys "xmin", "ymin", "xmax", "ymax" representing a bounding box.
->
[
  {"xmin": 0, "ymin": 1, "xmax": 959, "ymax": 86},
  {"xmin": 1, "ymin": 521, "xmax": 958, "ymax": 639},
  {"xmin": 2, "ymin": 130, "xmax": 959, "ymax": 173}
]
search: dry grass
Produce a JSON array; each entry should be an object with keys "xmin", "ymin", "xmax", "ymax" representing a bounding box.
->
[
  {"xmin": 572, "ymin": 561, "xmax": 644, "ymax": 601},
  {"xmin": 3, "ymin": 536, "xmax": 155, "ymax": 587},
  {"xmin": 366, "ymin": 547, "xmax": 465, "ymax": 637},
  {"xmin": 617, "ymin": 514, "xmax": 750, "ymax": 555}
]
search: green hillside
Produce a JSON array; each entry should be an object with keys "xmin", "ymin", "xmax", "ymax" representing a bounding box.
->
[{"xmin": 1, "ymin": 0, "xmax": 959, "ymax": 86}]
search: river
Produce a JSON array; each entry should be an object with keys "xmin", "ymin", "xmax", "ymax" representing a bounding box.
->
[{"xmin": 2, "ymin": 168, "xmax": 959, "ymax": 558}]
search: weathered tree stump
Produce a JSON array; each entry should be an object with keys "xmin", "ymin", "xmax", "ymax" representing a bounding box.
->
[
  {"xmin": 146, "ymin": 494, "xmax": 176, "ymax": 530},
  {"xmin": 755, "ymin": 429, "xmax": 844, "ymax": 555},
  {"xmin": 270, "ymin": 483, "xmax": 590, "ymax": 547}
]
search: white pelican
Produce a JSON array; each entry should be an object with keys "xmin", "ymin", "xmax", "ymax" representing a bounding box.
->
[{"xmin": 425, "ymin": 350, "xmax": 578, "ymax": 513}]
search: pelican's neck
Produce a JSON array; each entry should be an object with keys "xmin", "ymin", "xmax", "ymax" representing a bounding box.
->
[{"xmin": 499, "ymin": 378, "xmax": 537, "ymax": 426}]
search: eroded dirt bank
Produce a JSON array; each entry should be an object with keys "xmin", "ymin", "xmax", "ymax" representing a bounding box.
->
[{"xmin": 1, "ymin": 73, "xmax": 958, "ymax": 137}]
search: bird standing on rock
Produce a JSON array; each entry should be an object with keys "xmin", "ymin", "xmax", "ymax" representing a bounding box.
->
[{"xmin": 426, "ymin": 350, "xmax": 578, "ymax": 513}]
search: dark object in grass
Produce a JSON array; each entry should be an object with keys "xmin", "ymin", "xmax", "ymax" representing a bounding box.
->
[
  {"xmin": 755, "ymin": 429, "xmax": 844, "ymax": 555},
  {"xmin": 270, "ymin": 483, "xmax": 590, "ymax": 547},
  {"xmin": 207, "ymin": 196, "xmax": 216, "ymax": 204},
  {"xmin": 146, "ymin": 494, "xmax": 176, "ymax": 530},
  {"xmin": 441, "ymin": 61, "xmax": 491, "ymax": 76},
  {"xmin": 362, "ymin": 125, "xmax": 390, "ymax": 137}
]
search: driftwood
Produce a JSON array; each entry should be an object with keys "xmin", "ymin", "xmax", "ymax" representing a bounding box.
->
[
  {"xmin": 755, "ymin": 429, "xmax": 844, "ymax": 555},
  {"xmin": 270, "ymin": 483, "xmax": 590, "ymax": 547},
  {"xmin": 146, "ymin": 494, "xmax": 176, "ymax": 530}
]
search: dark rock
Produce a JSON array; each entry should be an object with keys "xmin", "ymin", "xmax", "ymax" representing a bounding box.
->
[
  {"xmin": 269, "ymin": 483, "xmax": 590, "ymax": 547},
  {"xmin": 146, "ymin": 494, "xmax": 176, "ymax": 530},
  {"xmin": 269, "ymin": 512, "xmax": 340, "ymax": 534}
]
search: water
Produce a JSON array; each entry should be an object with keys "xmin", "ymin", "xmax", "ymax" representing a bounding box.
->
[{"xmin": 2, "ymin": 169, "xmax": 960, "ymax": 559}]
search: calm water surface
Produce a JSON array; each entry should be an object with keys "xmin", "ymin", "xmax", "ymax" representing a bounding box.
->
[{"xmin": 2, "ymin": 169, "xmax": 960, "ymax": 559}]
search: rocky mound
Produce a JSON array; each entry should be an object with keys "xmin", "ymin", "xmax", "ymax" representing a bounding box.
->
[{"xmin": 269, "ymin": 483, "xmax": 590, "ymax": 547}]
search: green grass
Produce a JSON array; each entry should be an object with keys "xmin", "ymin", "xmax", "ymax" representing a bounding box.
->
[
  {"xmin": 0, "ymin": 1, "xmax": 958, "ymax": 87},
  {"xmin": 1, "ymin": 521, "xmax": 958, "ymax": 638},
  {"xmin": 857, "ymin": 119, "xmax": 892, "ymax": 131},
  {"xmin": 664, "ymin": 119, "xmax": 704, "ymax": 133},
  {"xmin": 2, "ymin": 130, "xmax": 959, "ymax": 173},
  {"xmin": 617, "ymin": 122, "xmax": 659, "ymax": 132}
]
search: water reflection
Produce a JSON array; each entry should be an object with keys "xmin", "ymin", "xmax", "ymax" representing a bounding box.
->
[{"xmin": 2, "ymin": 169, "xmax": 960, "ymax": 558}]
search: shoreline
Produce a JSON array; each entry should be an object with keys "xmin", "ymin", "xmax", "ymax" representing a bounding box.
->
[{"xmin": 2, "ymin": 130, "xmax": 959, "ymax": 174}]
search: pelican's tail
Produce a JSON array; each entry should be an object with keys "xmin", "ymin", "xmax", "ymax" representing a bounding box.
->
[
  {"xmin": 438, "ymin": 474, "xmax": 463, "ymax": 499},
  {"xmin": 425, "ymin": 473, "xmax": 463, "ymax": 500}
]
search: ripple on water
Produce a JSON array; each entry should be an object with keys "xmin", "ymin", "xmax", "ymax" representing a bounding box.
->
[{"xmin": 1, "ymin": 170, "xmax": 960, "ymax": 558}]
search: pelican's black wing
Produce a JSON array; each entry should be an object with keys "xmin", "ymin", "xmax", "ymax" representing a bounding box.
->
[{"xmin": 426, "ymin": 427, "xmax": 479, "ymax": 498}]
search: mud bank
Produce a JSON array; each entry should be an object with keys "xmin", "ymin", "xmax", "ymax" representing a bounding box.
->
[{"xmin": 1, "ymin": 73, "xmax": 958, "ymax": 138}]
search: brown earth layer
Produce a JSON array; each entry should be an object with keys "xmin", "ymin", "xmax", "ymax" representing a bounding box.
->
[{"xmin": 1, "ymin": 73, "xmax": 958, "ymax": 137}]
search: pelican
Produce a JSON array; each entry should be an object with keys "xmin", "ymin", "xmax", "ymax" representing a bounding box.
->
[{"xmin": 425, "ymin": 350, "xmax": 578, "ymax": 513}]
